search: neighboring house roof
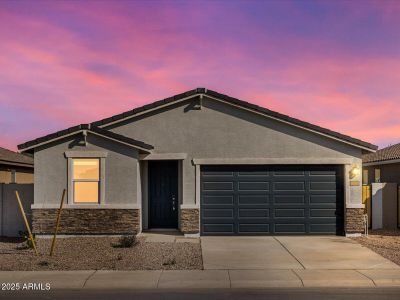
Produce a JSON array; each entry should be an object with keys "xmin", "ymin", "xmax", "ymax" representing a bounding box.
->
[
  {"xmin": 363, "ymin": 142, "xmax": 400, "ymax": 165},
  {"xmin": 0, "ymin": 147, "xmax": 34, "ymax": 168},
  {"xmin": 18, "ymin": 124, "xmax": 154, "ymax": 153},
  {"xmin": 18, "ymin": 88, "xmax": 377, "ymax": 152}
]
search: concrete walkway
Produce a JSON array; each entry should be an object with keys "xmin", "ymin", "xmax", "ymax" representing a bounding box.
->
[
  {"xmin": 1, "ymin": 269, "xmax": 400, "ymax": 289},
  {"xmin": 1, "ymin": 236, "xmax": 399, "ymax": 289}
]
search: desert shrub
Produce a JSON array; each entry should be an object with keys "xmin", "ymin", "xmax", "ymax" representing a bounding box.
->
[
  {"xmin": 163, "ymin": 258, "xmax": 176, "ymax": 266},
  {"xmin": 17, "ymin": 231, "xmax": 36, "ymax": 250},
  {"xmin": 38, "ymin": 261, "xmax": 49, "ymax": 267},
  {"xmin": 113, "ymin": 235, "xmax": 138, "ymax": 248}
]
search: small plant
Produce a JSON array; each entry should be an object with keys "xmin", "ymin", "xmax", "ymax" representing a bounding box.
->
[
  {"xmin": 113, "ymin": 235, "xmax": 138, "ymax": 248},
  {"xmin": 17, "ymin": 231, "xmax": 36, "ymax": 250},
  {"xmin": 163, "ymin": 258, "xmax": 176, "ymax": 266},
  {"xmin": 38, "ymin": 261, "xmax": 49, "ymax": 267}
]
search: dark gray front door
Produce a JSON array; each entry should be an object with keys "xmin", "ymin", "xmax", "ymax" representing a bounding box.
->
[
  {"xmin": 149, "ymin": 161, "xmax": 178, "ymax": 228},
  {"xmin": 201, "ymin": 165, "xmax": 344, "ymax": 235}
]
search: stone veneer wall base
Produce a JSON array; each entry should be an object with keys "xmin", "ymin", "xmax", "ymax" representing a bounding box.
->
[
  {"xmin": 180, "ymin": 208, "xmax": 199, "ymax": 234},
  {"xmin": 345, "ymin": 208, "xmax": 365, "ymax": 234},
  {"xmin": 32, "ymin": 208, "xmax": 140, "ymax": 235}
]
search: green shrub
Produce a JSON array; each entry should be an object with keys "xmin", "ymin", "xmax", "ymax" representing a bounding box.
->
[{"xmin": 17, "ymin": 231, "xmax": 36, "ymax": 250}]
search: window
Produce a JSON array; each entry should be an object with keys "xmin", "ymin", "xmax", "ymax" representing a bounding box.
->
[
  {"xmin": 374, "ymin": 168, "xmax": 381, "ymax": 183},
  {"xmin": 10, "ymin": 170, "xmax": 16, "ymax": 183},
  {"xmin": 362, "ymin": 169, "xmax": 368, "ymax": 185},
  {"xmin": 72, "ymin": 159, "xmax": 100, "ymax": 203}
]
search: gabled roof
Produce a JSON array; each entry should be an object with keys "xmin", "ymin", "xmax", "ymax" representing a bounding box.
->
[
  {"xmin": 18, "ymin": 88, "xmax": 377, "ymax": 153},
  {"xmin": 0, "ymin": 147, "xmax": 33, "ymax": 167},
  {"xmin": 92, "ymin": 88, "xmax": 377, "ymax": 151},
  {"xmin": 363, "ymin": 142, "xmax": 400, "ymax": 165},
  {"xmin": 18, "ymin": 124, "xmax": 154, "ymax": 153}
]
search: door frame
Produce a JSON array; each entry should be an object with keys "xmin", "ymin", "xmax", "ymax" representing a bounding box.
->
[{"xmin": 147, "ymin": 160, "xmax": 179, "ymax": 229}]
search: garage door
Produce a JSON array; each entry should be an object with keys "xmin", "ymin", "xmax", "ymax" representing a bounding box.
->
[{"xmin": 200, "ymin": 165, "xmax": 344, "ymax": 235}]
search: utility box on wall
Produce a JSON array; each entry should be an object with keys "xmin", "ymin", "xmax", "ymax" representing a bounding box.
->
[{"xmin": 371, "ymin": 182, "xmax": 398, "ymax": 230}]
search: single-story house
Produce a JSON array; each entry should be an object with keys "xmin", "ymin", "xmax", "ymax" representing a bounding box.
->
[
  {"xmin": 18, "ymin": 88, "xmax": 377, "ymax": 236},
  {"xmin": 362, "ymin": 143, "xmax": 400, "ymax": 185},
  {"xmin": 0, "ymin": 147, "xmax": 33, "ymax": 184}
]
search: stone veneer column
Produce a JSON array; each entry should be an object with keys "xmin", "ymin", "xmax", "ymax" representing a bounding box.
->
[
  {"xmin": 32, "ymin": 209, "xmax": 140, "ymax": 235},
  {"xmin": 345, "ymin": 208, "xmax": 365, "ymax": 234},
  {"xmin": 180, "ymin": 208, "xmax": 199, "ymax": 234}
]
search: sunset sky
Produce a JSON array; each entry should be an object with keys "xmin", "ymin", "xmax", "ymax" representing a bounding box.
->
[{"xmin": 1, "ymin": 0, "xmax": 399, "ymax": 151}]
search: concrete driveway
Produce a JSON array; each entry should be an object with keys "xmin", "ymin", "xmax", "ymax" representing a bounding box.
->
[{"xmin": 201, "ymin": 236, "xmax": 399, "ymax": 270}]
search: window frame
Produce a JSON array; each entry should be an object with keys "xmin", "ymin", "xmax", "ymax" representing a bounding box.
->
[
  {"xmin": 72, "ymin": 158, "xmax": 100, "ymax": 204},
  {"xmin": 66, "ymin": 151, "xmax": 107, "ymax": 205}
]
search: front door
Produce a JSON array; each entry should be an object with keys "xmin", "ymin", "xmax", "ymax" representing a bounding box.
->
[{"xmin": 148, "ymin": 161, "xmax": 178, "ymax": 228}]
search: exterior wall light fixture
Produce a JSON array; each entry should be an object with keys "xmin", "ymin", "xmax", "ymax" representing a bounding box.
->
[{"xmin": 349, "ymin": 165, "xmax": 360, "ymax": 179}]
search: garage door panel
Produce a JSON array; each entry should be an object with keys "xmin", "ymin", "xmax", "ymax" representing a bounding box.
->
[
  {"xmin": 273, "ymin": 195, "xmax": 305, "ymax": 204},
  {"xmin": 308, "ymin": 175, "xmax": 337, "ymax": 182},
  {"xmin": 310, "ymin": 224, "xmax": 339, "ymax": 234},
  {"xmin": 203, "ymin": 224, "xmax": 234, "ymax": 234},
  {"xmin": 203, "ymin": 195, "xmax": 234, "ymax": 205},
  {"xmin": 238, "ymin": 208, "xmax": 269, "ymax": 218},
  {"xmin": 273, "ymin": 182, "xmax": 305, "ymax": 191},
  {"xmin": 238, "ymin": 170, "xmax": 269, "ymax": 176},
  {"xmin": 273, "ymin": 170, "xmax": 305, "ymax": 176},
  {"xmin": 309, "ymin": 195, "xmax": 336, "ymax": 204},
  {"xmin": 310, "ymin": 170, "xmax": 336, "ymax": 176},
  {"xmin": 203, "ymin": 182, "xmax": 234, "ymax": 191},
  {"xmin": 309, "ymin": 208, "xmax": 337, "ymax": 218},
  {"xmin": 274, "ymin": 208, "xmax": 305, "ymax": 218},
  {"xmin": 238, "ymin": 195, "xmax": 269, "ymax": 205},
  {"xmin": 274, "ymin": 223, "xmax": 306, "ymax": 234},
  {"xmin": 203, "ymin": 208, "xmax": 234, "ymax": 218},
  {"xmin": 201, "ymin": 165, "xmax": 344, "ymax": 236},
  {"xmin": 238, "ymin": 181, "xmax": 269, "ymax": 191},
  {"xmin": 309, "ymin": 182, "xmax": 337, "ymax": 191},
  {"xmin": 239, "ymin": 224, "xmax": 270, "ymax": 233},
  {"xmin": 202, "ymin": 170, "xmax": 234, "ymax": 176}
]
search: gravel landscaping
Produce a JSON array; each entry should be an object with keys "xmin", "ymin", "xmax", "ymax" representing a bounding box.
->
[
  {"xmin": 0, "ymin": 236, "xmax": 203, "ymax": 271},
  {"xmin": 352, "ymin": 229, "xmax": 400, "ymax": 266}
]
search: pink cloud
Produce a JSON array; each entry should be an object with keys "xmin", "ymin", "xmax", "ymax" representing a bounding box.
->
[{"xmin": 0, "ymin": 1, "xmax": 399, "ymax": 151}]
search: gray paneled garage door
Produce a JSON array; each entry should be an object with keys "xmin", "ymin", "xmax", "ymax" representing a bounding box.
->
[{"xmin": 200, "ymin": 165, "xmax": 344, "ymax": 235}]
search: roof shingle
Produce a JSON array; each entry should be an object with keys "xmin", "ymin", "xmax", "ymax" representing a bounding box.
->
[
  {"xmin": 0, "ymin": 147, "xmax": 33, "ymax": 166},
  {"xmin": 363, "ymin": 143, "xmax": 400, "ymax": 164}
]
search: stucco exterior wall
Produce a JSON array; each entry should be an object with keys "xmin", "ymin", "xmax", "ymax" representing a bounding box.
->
[
  {"xmin": 34, "ymin": 134, "xmax": 139, "ymax": 208},
  {"xmin": 106, "ymin": 97, "xmax": 363, "ymax": 207}
]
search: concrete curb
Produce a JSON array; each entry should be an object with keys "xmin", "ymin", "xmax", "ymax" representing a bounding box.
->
[{"xmin": 1, "ymin": 269, "xmax": 400, "ymax": 290}]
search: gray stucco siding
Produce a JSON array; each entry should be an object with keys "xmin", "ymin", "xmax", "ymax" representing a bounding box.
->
[
  {"xmin": 34, "ymin": 134, "xmax": 139, "ymax": 207},
  {"xmin": 106, "ymin": 97, "xmax": 363, "ymax": 206}
]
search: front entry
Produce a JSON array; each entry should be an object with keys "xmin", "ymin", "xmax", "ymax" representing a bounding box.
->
[{"xmin": 148, "ymin": 160, "xmax": 178, "ymax": 228}]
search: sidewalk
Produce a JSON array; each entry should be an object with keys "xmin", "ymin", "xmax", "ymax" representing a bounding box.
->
[{"xmin": 1, "ymin": 269, "xmax": 400, "ymax": 289}]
